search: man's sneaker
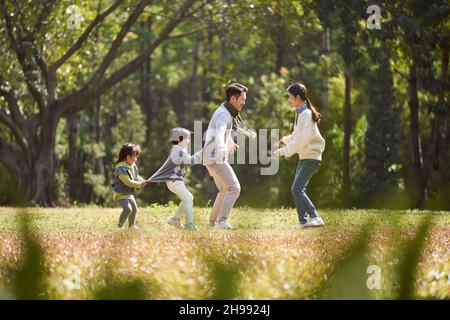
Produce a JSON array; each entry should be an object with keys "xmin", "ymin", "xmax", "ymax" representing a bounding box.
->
[
  {"xmin": 217, "ymin": 220, "xmax": 233, "ymax": 230},
  {"xmin": 185, "ymin": 223, "xmax": 197, "ymax": 230},
  {"xmin": 299, "ymin": 221, "xmax": 308, "ymax": 229},
  {"xmin": 167, "ymin": 217, "xmax": 182, "ymax": 228},
  {"xmin": 129, "ymin": 225, "xmax": 139, "ymax": 230},
  {"xmin": 303, "ymin": 216, "xmax": 325, "ymax": 228}
]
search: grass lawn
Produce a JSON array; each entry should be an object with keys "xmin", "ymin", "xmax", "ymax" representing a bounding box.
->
[{"xmin": 0, "ymin": 206, "xmax": 449, "ymax": 299}]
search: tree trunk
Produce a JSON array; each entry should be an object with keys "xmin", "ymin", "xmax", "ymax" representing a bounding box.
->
[
  {"xmin": 94, "ymin": 97, "xmax": 106, "ymax": 204},
  {"xmin": 219, "ymin": 30, "xmax": 226, "ymax": 75},
  {"xmin": 30, "ymin": 110, "xmax": 59, "ymax": 206},
  {"xmin": 184, "ymin": 31, "xmax": 202, "ymax": 125},
  {"xmin": 138, "ymin": 18, "xmax": 153, "ymax": 138},
  {"xmin": 408, "ymin": 63, "xmax": 426, "ymax": 208},
  {"xmin": 321, "ymin": 26, "xmax": 330, "ymax": 113},
  {"xmin": 343, "ymin": 63, "xmax": 352, "ymax": 199},
  {"xmin": 68, "ymin": 113, "xmax": 81, "ymax": 202},
  {"xmin": 421, "ymin": 45, "xmax": 449, "ymax": 206}
]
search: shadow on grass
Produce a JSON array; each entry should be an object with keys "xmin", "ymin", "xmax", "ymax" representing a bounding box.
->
[
  {"xmin": 4, "ymin": 211, "xmax": 49, "ymax": 299},
  {"xmin": 92, "ymin": 276, "xmax": 149, "ymax": 300},
  {"xmin": 310, "ymin": 215, "xmax": 434, "ymax": 299},
  {"xmin": 89, "ymin": 232, "xmax": 161, "ymax": 300},
  {"xmin": 200, "ymin": 244, "xmax": 254, "ymax": 300},
  {"xmin": 397, "ymin": 216, "xmax": 433, "ymax": 299},
  {"xmin": 3, "ymin": 211, "xmax": 160, "ymax": 299},
  {"xmin": 319, "ymin": 221, "xmax": 373, "ymax": 299}
]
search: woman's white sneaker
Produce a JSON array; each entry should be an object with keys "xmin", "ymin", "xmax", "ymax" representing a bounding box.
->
[
  {"xmin": 303, "ymin": 217, "xmax": 325, "ymax": 228},
  {"xmin": 217, "ymin": 220, "xmax": 233, "ymax": 230}
]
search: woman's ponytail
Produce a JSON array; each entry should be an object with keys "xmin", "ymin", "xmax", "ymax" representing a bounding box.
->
[{"xmin": 306, "ymin": 98, "xmax": 322, "ymax": 124}]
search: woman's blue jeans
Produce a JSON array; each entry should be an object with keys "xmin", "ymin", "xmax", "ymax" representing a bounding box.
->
[{"xmin": 291, "ymin": 159, "xmax": 321, "ymax": 224}]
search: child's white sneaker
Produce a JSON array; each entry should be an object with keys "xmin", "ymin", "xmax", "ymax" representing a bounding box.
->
[
  {"xmin": 217, "ymin": 219, "xmax": 233, "ymax": 230},
  {"xmin": 167, "ymin": 216, "xmax": 182, "ymax": 228},
  {"xmin": 303, "ymin": 216, "xmax": 325, "ymax": 228}
]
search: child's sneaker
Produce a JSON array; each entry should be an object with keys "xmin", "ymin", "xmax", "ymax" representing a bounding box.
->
[
  {"xmin": 167, "ymin": 216, "xmax": 182, "ymax": 228},
  {"xmin": 303, "ymin": 216, "xmax": 325, "ymax": 228},
  {"xmin": 217, "ymin": 219, "xmax": 233, "ymax": 230},
  {"xmin": 184, "ymin": 223, "xmax": 197, "ymax": 230}
]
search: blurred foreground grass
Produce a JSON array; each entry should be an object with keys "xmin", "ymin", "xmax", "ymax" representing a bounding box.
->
[{"xmin": 0, "ymin": 206, "xmax": 448, "ymax": 299}]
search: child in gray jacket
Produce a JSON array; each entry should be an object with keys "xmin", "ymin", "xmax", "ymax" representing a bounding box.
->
[{"xmin": 148, "ymin": 128, "xmax": 202, "ymax": 230}]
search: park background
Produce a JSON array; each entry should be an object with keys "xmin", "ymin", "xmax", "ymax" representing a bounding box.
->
[{"xmin": 0, "ymin": 0, "xmax": 449, "ymax": 301}]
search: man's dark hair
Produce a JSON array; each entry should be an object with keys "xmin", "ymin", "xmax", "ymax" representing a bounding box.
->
[{"xmin": 226, "ymin": 83, "xmax": 248, "ymax": 102}]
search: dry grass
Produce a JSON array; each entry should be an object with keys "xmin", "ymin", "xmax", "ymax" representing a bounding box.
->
[{"xmin": 0, "ymin": 206, "xmax": 448, "ymax": 299}]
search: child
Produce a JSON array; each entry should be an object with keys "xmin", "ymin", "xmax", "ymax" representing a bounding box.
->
[
  {"xmin": 147, "ymin": 128, "xmax": 202, "ymax": 230},
  {"xmin": 111, "ymin": 143, "xmax": 148, "ymax": 229}
]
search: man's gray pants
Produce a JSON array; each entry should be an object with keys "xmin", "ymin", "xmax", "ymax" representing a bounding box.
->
[{"xmin": 206, "ymin": 162, "xmax": 241, "ymax": 223}]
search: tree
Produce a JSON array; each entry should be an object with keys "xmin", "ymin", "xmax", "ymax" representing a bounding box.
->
[
  {"xmin": 0, "ymin": 0, "xmax": 196, "ymax": 205},
  {"xmin": 358, "ymin": 29, "xmax": 402, "ymax": 207},
  {"xmin": 332, "ymin": 0, "xmax": 365, "ymax": 205},
  {"xmin": 388, "ymin": 0, "xmax": 449, "ymax": 207}
]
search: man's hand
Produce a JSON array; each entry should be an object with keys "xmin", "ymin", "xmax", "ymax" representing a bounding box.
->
[
  {"xmin": 216, "ymin": 148, "xmax": 227, "ymax": 160},
  {"xmin": 279, "ymin": 136, "xmax": 289, "ymax": 145},
  {"xmin": 228, "ymin": 142, "xmax": 239, "ymax": 154},
  {"xmin": 273, "ymin": 148, "xmax": 284, "ymax": 157}
]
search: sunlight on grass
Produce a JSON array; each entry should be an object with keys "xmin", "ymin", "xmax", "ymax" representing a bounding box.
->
[{"xmin": 0, "ymin": 207, "xmax": 449, "ymax": 299}]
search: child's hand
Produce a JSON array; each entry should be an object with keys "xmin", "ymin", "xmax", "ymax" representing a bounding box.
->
[{"xmin": 140, "ymin": 181, "xmax": 148, "ymax": 187}]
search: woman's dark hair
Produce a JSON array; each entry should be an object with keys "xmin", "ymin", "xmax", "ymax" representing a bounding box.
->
[
  {"xmin": 287, "ymin": 82, "xmax": 322, "ymax": 123},
  {"xmin": 226, "ymin": 82, "xmax": 248, "ymax": 102},
  {"xmin": 115, "ymin": 143, "xmax": 141, "ymax": 164}
]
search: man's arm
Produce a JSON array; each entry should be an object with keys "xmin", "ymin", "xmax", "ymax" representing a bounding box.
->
[{"xmin": 214, "ymin": 113, "xmax": 229, "ymax": 151}]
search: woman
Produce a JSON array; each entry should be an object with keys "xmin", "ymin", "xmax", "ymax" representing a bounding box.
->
[{"xmin": 273, "ymin": 82, "xmax": 326, "ymax": 228}]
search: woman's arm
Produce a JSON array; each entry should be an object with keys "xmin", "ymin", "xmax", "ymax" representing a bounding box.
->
[
  {"xmin": 280, "ymin": 134, "xmax": 292, "ymax": 144},
  {"xmin": 278, "ymin": 114, "xmax": 311, "ymax": 157}
]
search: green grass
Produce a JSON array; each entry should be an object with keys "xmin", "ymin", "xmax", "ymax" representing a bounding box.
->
[{"xmin": 0, "ymin": 206, "xmax": 449, "ymax": 299}]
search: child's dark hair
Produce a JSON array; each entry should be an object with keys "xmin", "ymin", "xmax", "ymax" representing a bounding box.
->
[
  {"xmin": 287, "ymin": 82, "xmax": 322, "ymax": 123},
  {"xmin": 115, "ymin": 143, "xmax": 141, "ymax": 164}
]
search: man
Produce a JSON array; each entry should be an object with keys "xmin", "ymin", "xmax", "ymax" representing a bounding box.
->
[{"xmin": 203, "ymin": 83, "xmax": 247, "ymax": 230}]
